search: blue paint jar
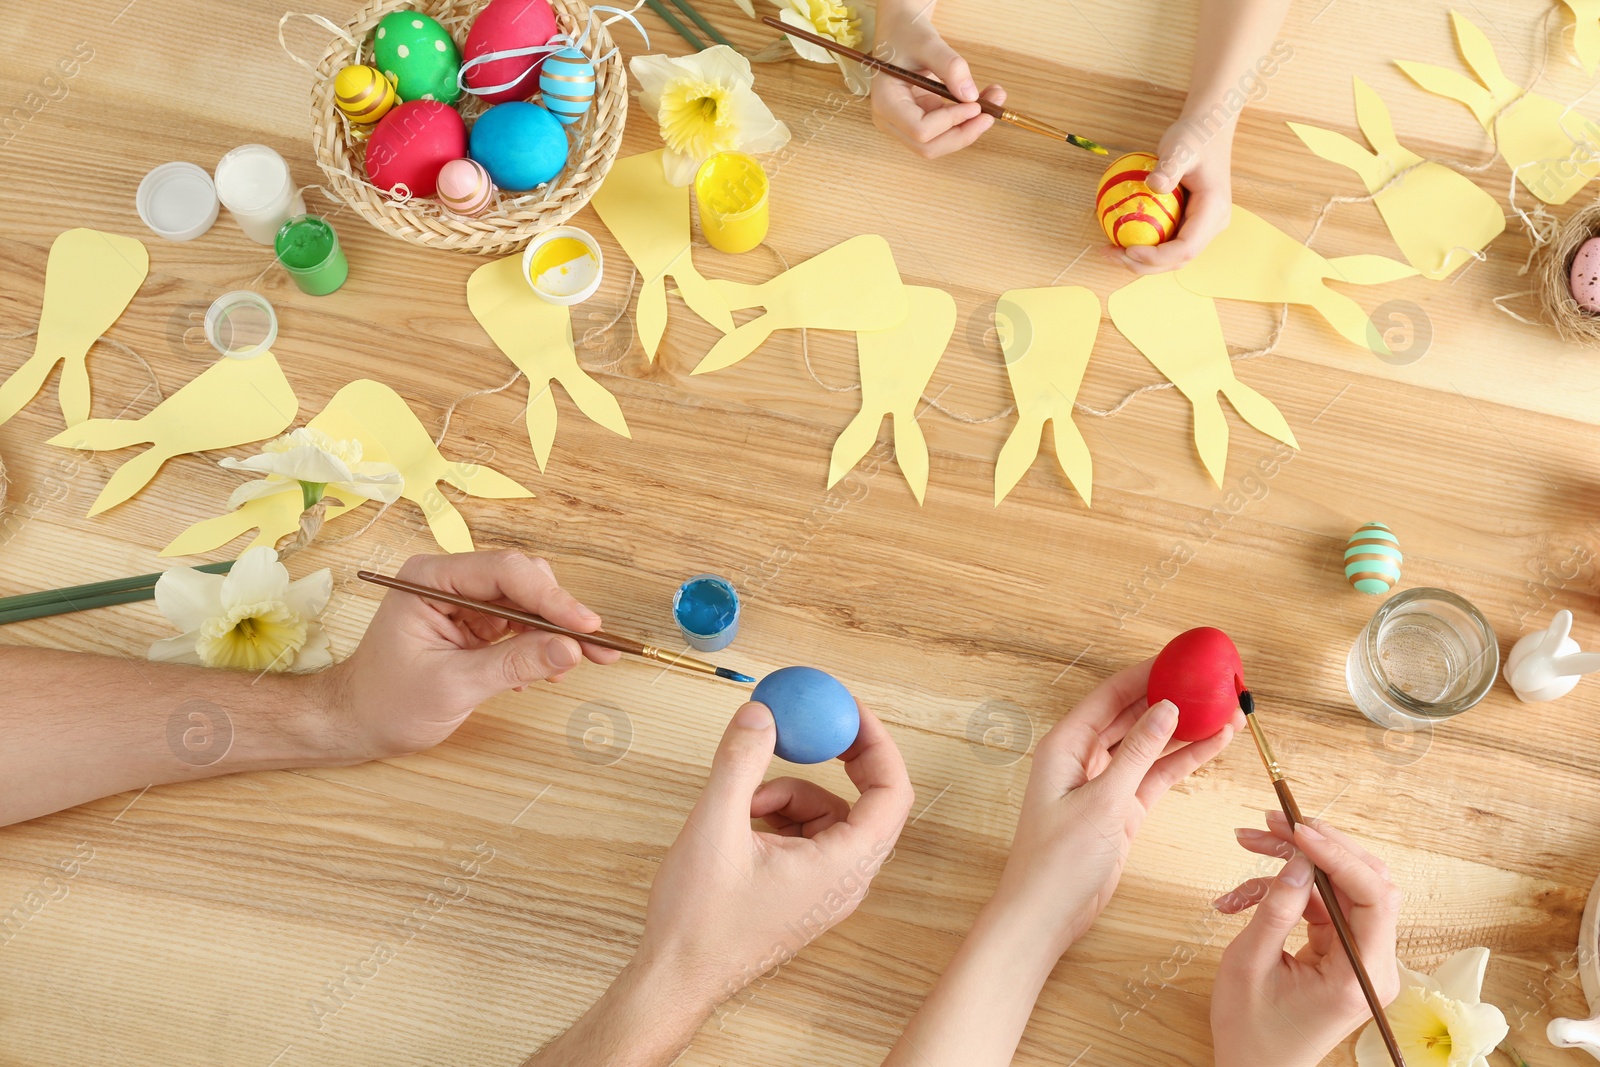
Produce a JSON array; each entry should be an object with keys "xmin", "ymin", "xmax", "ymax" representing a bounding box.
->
[{"xmin": 672, "ymin": 574, "xmax": 740, "ymax": 652}]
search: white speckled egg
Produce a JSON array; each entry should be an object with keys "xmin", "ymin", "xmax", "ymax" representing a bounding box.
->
[
  {"xmin": 436, "ymin": 158, "xmax": 495, "ymax": 217},
  {"xmin": 1571, "ymin": 236, "xmax": 1600, "ymax": 313}
]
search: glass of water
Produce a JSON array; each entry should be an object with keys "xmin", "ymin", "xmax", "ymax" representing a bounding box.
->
[{"xmin": 1346, "ymin": 588, "xmax": 1499, "ymax": 730}]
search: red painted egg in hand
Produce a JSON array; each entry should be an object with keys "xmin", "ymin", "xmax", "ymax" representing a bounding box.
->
[
  {"xmin": 1147, "ymin": 627, "xmax": 1245, "ymax": 742},
  {"xmin": 365, "ymin": 100, "xmax": 467, "ymax": 198}
]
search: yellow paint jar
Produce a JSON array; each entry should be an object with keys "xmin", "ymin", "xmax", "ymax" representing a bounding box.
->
[
  {"xmin": 695, "ymin": 152, "xmax": 769, "ymax": 254},
  {"xmin": 521, "ymin": 225, "xmax": 604, "ymax": 306}
]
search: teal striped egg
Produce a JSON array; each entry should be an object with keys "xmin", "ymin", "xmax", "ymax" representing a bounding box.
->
[
  {"xmin": 539, "ymin": 47, "xmax": 595, "ymax": 125},
  {"xmin": 1344, "ymin": 522, "xmax": 1402, "ymax": 594}
]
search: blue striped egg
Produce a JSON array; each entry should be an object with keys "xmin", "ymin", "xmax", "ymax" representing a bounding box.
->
[
  {"xmin": 538, "ymin": 47, "xmax": 596, "ymax": 125},
  {"xmin": 1344, "ymin": 521, "xmax": 1402, "ymax": 594}
]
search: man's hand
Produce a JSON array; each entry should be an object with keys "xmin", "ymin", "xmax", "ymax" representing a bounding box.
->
[
  {"xmin": 527, "ymin": 699, "xmax": 914, "ymax": 1066},
  {"xmin": 640, "ymin": 699, "xmax": 914, "ymax": 1010},
  {"xmin": 328, "ymin": 551, "xmax": 621, "ymax": 759}
]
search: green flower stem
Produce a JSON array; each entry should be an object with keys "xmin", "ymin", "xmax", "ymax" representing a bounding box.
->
[
  {"xmin": 0, "ymin": 559, "xmax": 235, "ymax": 617},
  {"xmin": 300, "ymin": 481, "xmax": 328, "ymax": 511}
]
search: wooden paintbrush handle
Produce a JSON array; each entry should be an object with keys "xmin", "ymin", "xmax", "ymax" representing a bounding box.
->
[
  {"xmin": 759, "ymin": 15, "xmax": 994, "ymax": 112},
  {"xmin": 1273, "ymin": 780, "xmax": 1408, "ymax": 1067},
  {"xmin": 356, "ymin": 571, "xmax": 645, "ymax": 658}
]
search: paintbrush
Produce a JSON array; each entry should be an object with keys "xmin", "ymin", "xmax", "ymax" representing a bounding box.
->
[
  {"xmin": 759, "ymin": 15, "xmax": 1108, "ymax": 155},
  {"xmin": 1239, "ymin": 690, "xmax": 1408, "ymax": 1067},
  {"xmin": 357, "ymin": 571, "xmax": 756, "ymax": 685}
]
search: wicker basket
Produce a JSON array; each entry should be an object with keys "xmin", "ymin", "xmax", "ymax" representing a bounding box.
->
[{"xmin": 307, "ymin": 0, "xmax": 627, "ymax": 255}]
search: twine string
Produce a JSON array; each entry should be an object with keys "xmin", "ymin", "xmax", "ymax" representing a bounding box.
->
[{"xmin": 277, "ymin": 12, "xmax": 358, "ymax": 75}]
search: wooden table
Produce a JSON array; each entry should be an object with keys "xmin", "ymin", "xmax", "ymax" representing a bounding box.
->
[{"xmin": 3, "ymin": 0, "xmax": 1599, "ymax": 1063}]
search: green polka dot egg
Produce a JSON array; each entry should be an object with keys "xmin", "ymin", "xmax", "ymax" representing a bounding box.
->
[
  {"xmin": 1344, "ymin": 522, "xmax": 1402, "ymax": 594},
  {"xmin": 373, "ymin": 11, "xmax": 461, "ymax": 104}
]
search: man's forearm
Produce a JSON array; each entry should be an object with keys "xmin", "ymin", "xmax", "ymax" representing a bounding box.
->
[{"xmin": 0, "ymin": 646, "xmax": 358, "ymax": 825}]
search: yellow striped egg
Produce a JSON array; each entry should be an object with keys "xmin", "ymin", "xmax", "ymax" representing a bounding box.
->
[
  {"xmin": 538, "ymin": 47, "xmax": 596, "ymax": 125},
  {"xmin": 1345, "ymin": 522, "xmax": 1402, "ymax": 594},
  {"xmin": 436, "ymin": 158, "xmax": 496, "ymax": 217},
  {"xmin": 1095, "ymin": 151, "xmax": 1185, "ymax": 247},
  {"xmin": 334, "ymin": 64, "xmax": 399, "ymax": 125}
]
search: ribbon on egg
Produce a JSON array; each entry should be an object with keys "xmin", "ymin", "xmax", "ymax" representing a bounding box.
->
[{"xmin": 455, "ymin": 2, "xmax": 649, "ymax": 98}]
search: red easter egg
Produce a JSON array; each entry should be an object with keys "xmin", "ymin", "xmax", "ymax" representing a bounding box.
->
[
  {"xmin": 1147, "ymin": 627, "xmax": 1245, "ymax": 742},
  {"xmin": 463, "ymin": 0, "xmax": 560, "ymax": 104},
  {"xmin": 364, "ymin": 100, "xmax": 467, "ymax": 198}
]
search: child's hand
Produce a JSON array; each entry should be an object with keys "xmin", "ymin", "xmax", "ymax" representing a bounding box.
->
[
  {"xmin": 870, "ymin": 0, "xmax": 1003, "ymax": 159},
  {"xmin": 1211, "ymin": 816, "xmax": 1403, "ymax": 1067},
  {"xmin": 1105, "ymin": 118, "xmax": 1235, "ymax": 274},
  {"xmin": 990, "ymin": 658, "xmax": 1240, "ymax": 958}
]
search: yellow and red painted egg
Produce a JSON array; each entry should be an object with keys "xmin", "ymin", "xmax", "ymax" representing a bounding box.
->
[
  {"xmin": 437, "ymin": 158, "xmax": 496, "ymax": 217},
  {"xmin": 1095, "ymin": 151, "xmax": 1185, "ymax": 247},
  {"xmin": 334, "ymin": 64, "xmax": 399, "ymax": 125}
]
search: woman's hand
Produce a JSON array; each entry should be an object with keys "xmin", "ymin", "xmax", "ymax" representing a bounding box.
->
[
  {"xmin": 991, "ymin": 658, "xmax": 1241, "ymax": 958},
  {"xmin": 1211, "ymin": 814, "xmax": 1403, "ymax": 1067}
]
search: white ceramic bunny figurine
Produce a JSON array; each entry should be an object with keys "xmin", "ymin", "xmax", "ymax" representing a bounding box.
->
[{"xmin": 1504, "ymin": 611, "xmax": 1600, "ymax": 703}]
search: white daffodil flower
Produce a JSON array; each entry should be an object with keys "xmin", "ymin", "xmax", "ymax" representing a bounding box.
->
[
  {"xmin": 774, "ymin": 0, "xmax": 874, "ymax": 95},
  {"xmin": 219, "ymin": 427, "xmax": 403, "ymax": 511},
  {"xmin": 149, "ymin": 546, "xmax": 333, "ymax": 673},
  {"xmin": 1357, "ymin": 948, "xmax": 1509, "ymax": 1067},
  {"xmin": 630, "ymin": 45, "xmax": 791, "ymax": 185}
]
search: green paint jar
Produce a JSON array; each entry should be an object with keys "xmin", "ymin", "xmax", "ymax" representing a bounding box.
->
[{"xmin": 274, "ymin": 214, "xmax": 348, "ymax": 296}]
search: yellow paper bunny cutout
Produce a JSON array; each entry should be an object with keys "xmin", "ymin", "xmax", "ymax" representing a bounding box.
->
[
  {"xmin": 589, "ymin": 150, "xmax": 735, "ymax": 361},
  {"xmin": 163, "ymin": 379, "xmax": 533, "ymax": 557},
  {"xmin": 0, "ymin": 229, "xmax": 148, "ymax": 429},
  {"xmin": 1561, "ymin": 0, "xmax": 1600, "ymax": 74},
  {"xmin": 1174, "ymin": 205, "xmax": 1419, "ymax": 354},
  {"xmin": 1108, "ymin": 273, "xmax": 1297, "ymax": 486},
  {"xmin": 828, "ymin": 286, "xmax": 955, "ymax": 504},
  {"xmin": 49, "ymin": 352, "xmax": 298, "ymax": 516},
  {"xmin": 467, "ymin": 255, "xmax": 631, "ymax": 472},
  {"xmin": 993, "ymin": 287, "xmax": 1099, "ymax": 506},
  {"xmin": 1398, "ymin": 11, "xmax": 1600, "ymax": 205},
  {"xmin": 1289, "ymin": 78, "xmax": 1505, "ymax": 280},
  {"xmin": 694, "ymin": 235, "xmax": 910, "ymax": 375}
]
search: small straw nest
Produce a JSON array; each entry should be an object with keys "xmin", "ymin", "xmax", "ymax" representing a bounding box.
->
[
  {"xmin": 1535, "ymin": 197, "xmax": 1600, "ymax": 345},
  {"xmin": 307, "ymin": 0, "xmax": 627, "ymax": 256}
]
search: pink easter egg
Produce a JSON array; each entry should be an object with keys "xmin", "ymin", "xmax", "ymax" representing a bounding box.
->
[
  {"xmin": 437, "ymin": 158, "xmax": 496, "ymax": 217},
  {"xmin": 1570, "ymin": 236, "xmax": 1600, "ymax": 314}
]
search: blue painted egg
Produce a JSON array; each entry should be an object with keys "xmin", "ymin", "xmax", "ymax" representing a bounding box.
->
[
  {"xmin": 752, "ymin": 666, "xmax": 861, "ymax": 765},
  {"xmin": 469, "ymin": 101, "xmax": 568, "ymax": 191},
  {"xmin": 539, "ymin": 47, "xmax": 596, "ymax": 125},
  {"xmin": 1345, "ymin": 521, "xmax": 1402, "ymax": 594}
]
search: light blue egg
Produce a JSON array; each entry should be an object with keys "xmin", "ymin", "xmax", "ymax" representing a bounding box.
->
[
  {"xmin": 752, "ymin": 666, "xmax": 861, "ymax": 765},
  {"xmin": 469, "ymin": 101, "xmax": 569, "ymax": 191},
  {"xmin": 539, "ymin": 47, "xmax": 596, "ymax": 125}
]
